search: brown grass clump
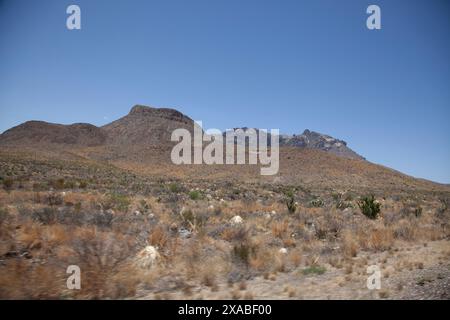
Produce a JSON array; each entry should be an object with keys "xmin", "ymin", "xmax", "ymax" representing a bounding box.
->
[
  {"xmin": 368, "ymin": 228, "xmax": 394, "ymax": 252},
  {"xmin": 149, "ymin": 225, "xmax": 169, "ymax": 249},
  {"xmin": 271, "ymin": 220, "xmax": 289, "ymax": 239},
  {"xmin": 341, "ymin": 229, "xmax": 359, "ymax": 257}
]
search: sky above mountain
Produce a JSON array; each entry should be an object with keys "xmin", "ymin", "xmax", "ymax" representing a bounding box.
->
[{"xmin": 0, "ymin": 0, "xmax": 449, "ymax": 183}]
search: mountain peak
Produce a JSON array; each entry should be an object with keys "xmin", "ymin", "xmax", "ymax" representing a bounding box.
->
[{"xmin": 128, "ymin": 104, "xmax": 187, "ymax": 120}]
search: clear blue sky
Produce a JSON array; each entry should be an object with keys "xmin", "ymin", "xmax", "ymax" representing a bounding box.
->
[{"xmin": 1, "ymin": 0, "xmax": 449, "ymax": 183}]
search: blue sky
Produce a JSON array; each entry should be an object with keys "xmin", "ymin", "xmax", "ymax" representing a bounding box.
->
[{"xmin": 0, "ymin": 0, "xmax": 449, "ymax": 183}]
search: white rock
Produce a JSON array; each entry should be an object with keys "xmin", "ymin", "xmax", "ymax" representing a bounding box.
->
[
  {"xmin": 208, "ymin": 205, "xmax": 214, "ymax": 210},
  {"xmin": 61, "ymin": 192, "xmax": 66, "ymax": 197},
  {"xmin": 134, "ymin": 210, "xmax": 141, "ymax": 216},
  {"xmin": 264, "ymin": 213, "xmax": 272, "ymax": 220},
  {"xmin": 271, "ymin": 210, "xmax": 276, "ymax": 215},
  {"xmin": 230, "ymin": 215, "xmax": 243, "ymax": 225},
  {"xmin": 279, "ymin": 248, "xmax": 288, "ymax": 254},
  {"xmin": 135, "ymin": 246, "xmax": 160, "ymax": 269}
]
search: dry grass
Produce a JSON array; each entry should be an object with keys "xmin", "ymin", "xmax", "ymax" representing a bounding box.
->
[{"xmin": 0, "ymin": 154, "xmax": 449, "ymax": 299}]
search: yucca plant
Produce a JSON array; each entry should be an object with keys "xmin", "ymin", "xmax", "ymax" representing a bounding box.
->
[
  {"xmin": 285, "ymin": 189, "xmax": 297, "ymax": 214},
  {"xmin": 358, "ymin": 195, "xmax": 381, "ymax": 219}
]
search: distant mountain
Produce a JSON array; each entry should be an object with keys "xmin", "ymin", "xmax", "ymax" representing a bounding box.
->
[
  {"xmin": 102, "ymin": 105, "xmax": 196, "ymax": 146},
  {"xmin": 0, "ymin": 121, "xmax": 106, "ymax": 146},
  {"xmin": 223, "ymin": 127, "xmax": 363, "ymax": 160},
  {"xmin": 0, "ymin": 104, "xmax": 362, "ymax": 159},
  {"xmin": 280, "ymin": 129, "xmax": 364, "ymax": 160}
]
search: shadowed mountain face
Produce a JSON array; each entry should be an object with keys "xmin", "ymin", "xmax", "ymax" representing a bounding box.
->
[{"xmin": 102, "ymin": 105, "xmax": 195, "ymax": 146}]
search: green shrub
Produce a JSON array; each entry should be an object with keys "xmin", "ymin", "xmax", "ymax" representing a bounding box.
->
[
  {"xmin": 103, "ymin": 193, "xmax": 130, "ymax": 212},
  {"xmin": 169, "ymin": 183, "xmax": 180, "ymax": 193},
  {"xmin": 180, "ymin": 209, "xmax": 208, "ymax": 231},
  {"xmin": 284, "ymin": 189, "xmax": 297, "ymax": 214},
  {"xmin": 358, "ymin": 195, "xmax": 381, "ymax": 219},
  {"xmin": 189, "ymin": 190, "xmax": 202, "ymax": 200},
  {"xmin": 302, "ymin": 265, "xmax": 326, "ymax": 275}
]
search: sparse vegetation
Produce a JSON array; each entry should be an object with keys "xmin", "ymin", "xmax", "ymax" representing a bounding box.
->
[
  {"xmin": 188, "ymin": 190, "xmax": 202, "ymax": 200},
  {"xmin": 302, "ymin": 265, "xmax": 326, "ymax": 275},
  {"xmin": 2, "ymin": 178, "xmax": 14, "ymax": 191},
  {"xmin": 358, "ymin": 195, "xmax": 381, "ymax": 219},
  {"xmin": 0, "ymin": 151, "xmax": 448, "ymax": 300},
  {"xmin": 284, "ymin": 189, "xmax": 297, "ymax": 214}
]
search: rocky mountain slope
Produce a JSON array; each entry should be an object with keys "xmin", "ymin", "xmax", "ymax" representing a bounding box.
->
[
  {"xmin": 102, "ymin": 105, "xmax": 196, "ymax": 146},
  {"xmin": 0, "ymin": 104, "xmax": 363, "ymax": 159},
  {"xmin": 280, "ymin": 129, "xmax": 364, "ymax": 160}
]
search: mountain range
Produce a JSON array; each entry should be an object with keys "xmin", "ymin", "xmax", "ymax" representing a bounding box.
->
[
  {"xmin": 0, "ymin": 104, "xmax": 363, "ymax": 159},
  {"xmin": 0, "ymin": 104, "xmax": 448, "ymax": 193}
]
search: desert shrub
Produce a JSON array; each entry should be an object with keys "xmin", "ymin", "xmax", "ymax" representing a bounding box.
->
[
  {"xmin": 331, "ymin": 192, "xmax": 342, "ymax": 201},
  {"xmin": 50, "ymin": 178, "xmax": 65, "ymax": 190},
  {"xmin": 302, "ymin": 265, "xmax": 326, "ymax": 275},
  {"xmin": 64, "ymin": 180, "xmax": 76, "ymax": 189},
  {"xmin": 284, "ymin": 189, "xmax": 297, "ymax": 214},
  {"xmin": 232, "ymin": 243, "xmax": 256, "ymax": 266},
  {"xmin": 139, "ymin": 199, "xmax": 150, "ymax": 213},
  {"xmin": 70, "ymin": 230, "xmax": 136, "ymax": 299},
  {"xmin": 180, "ymin": 209, "xmax": 208, "ymax": 231},
  {"xmin": 33, "ymin": 207, "xmax": 57, "ymax": 224},
  {"xmin": 437, "ymin": 198, "xmax": 449, "ymax": 216},
  {"xmin": 2, "ymin": 178, "xmax": 14, "ymax": 191},
  {"xmin": 102, "ymin": 193, "xmax": 130, "ymax": 212},
  {"xmin": 400, "ymin": 201, "xmax": 422, "ymax": 218},
  {"xmin": 368, "ymin": 228, "xmax": 394, "ymax": 251},
  {"xmin": 393, "ymin": 219, "xmax": 416, "ymax": 240},
  {"xmin": 221, "ymin": 225, "xmax": 249, "ymax": 242},
  {"xmin": 149, "ymin": 225, "xmax": 169, "ymax": 248},
  {"xmin": 413, "ymin": 206, "xmax": 423, "ymax": 218},
  {"xmin": 92, "ymin": 211, "xmax": 114, "ymax": 228},
  {"xmin": 169, "ymin": 183, "xmax": 180, "ymax": 193},
  {"xmin": 272, "ymin": 220, "xmax": 289, "ymax": 239},
  {"xmin": 0, "ymin": 207, "xmax": 9, "ymax": 224},
  {"xmin": 32, "ymin": 182, "xmax": 47, "ymax": 191},
  {"xmin": 358, "ymin": 195, "xmax": 381, "ymax": 219},
  {"xmin": 188, "ymin": 190, "xmax": 202, "ymax": 200},
  {"xmin": 341, "ymin": 230, "xmax": 358, "ymax": 257},
  {"xmin": 46, "ymin": 192, "xmax": 64, "ymax": 206},
  {"xmin": 310, "ymin": 198, "xmax": 324, "ymax": 208},
  {"xmin": 74, "ymin": 202, "xmax": 82, "ymax": 213},
  {"xmin": 336, "ymin": 200, "xmax": 353, "ymax": 210},
  {"xmin": 78, "ymin": 180, "xmax": 88, "ymax": 189}
]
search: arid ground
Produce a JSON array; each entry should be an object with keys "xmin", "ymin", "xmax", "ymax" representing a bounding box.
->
[{"xmin": 0, "ymin": 143, "xmax": 449, "ymax": 299}]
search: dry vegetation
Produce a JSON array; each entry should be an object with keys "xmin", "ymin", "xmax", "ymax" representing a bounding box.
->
[{"xmin": 0, "ymin": 151, "xmax": 449, "ymax": 299}]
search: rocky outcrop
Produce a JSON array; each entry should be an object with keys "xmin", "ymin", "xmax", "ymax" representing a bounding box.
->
[{"xmin": 280, "ymin": 129, "xmax": 364, "ymax": 160}]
